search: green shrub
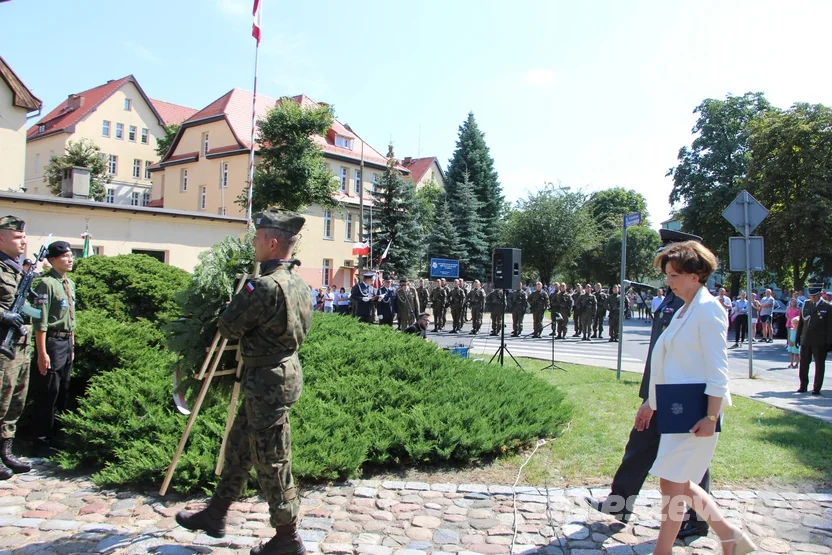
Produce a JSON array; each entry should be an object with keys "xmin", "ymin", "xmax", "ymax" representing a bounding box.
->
[
  {"xmin": 71, "ymin": 254, "xmax": 191, "ymax": 324},
  {"xmin": 59, "ymin": 313, "xmax": 571, "ymax": 493}
]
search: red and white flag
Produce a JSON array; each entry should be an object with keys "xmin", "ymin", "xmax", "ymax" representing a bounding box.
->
[
  {"xmin": 252, "ymin": 0, "xmax": 262, "ymax": 44},
  {"xmin": 351, "ymin": 241, "xmax": 370, "ymax": 256},
  {"xmin": 378, "ymin": 239, "xmax": 392, "ymax": 264}
]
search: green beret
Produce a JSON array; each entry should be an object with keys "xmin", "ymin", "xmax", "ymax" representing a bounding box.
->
[
  {"xmin": 0, "ymin": 215, "xmax": 25, "ymax": 231},
  {"xmin": 253, "ymin": 208, "xmax": 305, "ymax": 235}
]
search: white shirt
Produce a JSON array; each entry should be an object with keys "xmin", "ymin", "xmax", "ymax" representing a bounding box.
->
[
  {"xmin": 651, "ymin": 295, "xmax": 664, "ymax": 312},
  {"xmin": 324, "ymin": 291, "xmax": 335, "ymax": 308}
]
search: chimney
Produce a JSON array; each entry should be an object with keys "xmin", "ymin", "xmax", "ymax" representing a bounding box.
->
[
  {"xmin": 60, "ymin": 166, "xmax": 91, "ymax": 199},
  {"xmin": 66, "ymin": 94, "xmax": 84, "ymax": 110},
  {"xmin": 403, "ymin": 157, "xmax": 413, "ymax": 165}
]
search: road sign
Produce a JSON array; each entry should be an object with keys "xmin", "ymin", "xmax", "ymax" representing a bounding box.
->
[
  {"xmin": 430, "ymin": 258, "xmax": 460, "ymax": 278},
  {"xmin": 728, "ymin": 237, "xmax": 765, "ymax": 272},
  {"xmin": 624, "ymin": 212, "xmax": 641, "ymax": 228},
  {"xmin": 722, "ymin": 191, "xmax": 769, "ymax": 234}
]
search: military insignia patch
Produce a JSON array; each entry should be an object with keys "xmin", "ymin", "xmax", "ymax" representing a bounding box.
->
[{"xmin": 245, "ymin": 281, "xmax": 256, "ymax": 294}]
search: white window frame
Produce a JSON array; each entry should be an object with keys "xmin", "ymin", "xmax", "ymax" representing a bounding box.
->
[
  {"xmin": 339, "ymin": 167, "xmax": 347, "ymax": 193},
  {"xmin": 133, "ymin": 158, "xmax": 141, "ymax": 179},
  {"xmin": 200, "ymin": 185, "xmax": 207, "ymax": 210},
  {"xmin": 181, "ymin": 169, "xmax": 188, "ymax": 192},
  {"xmin": 354, "ymin": 169, "xmax": 361, "ymax": 195},
  {"xmin": 221, "ymin": 162, "xmax": 229, "ymax": 188},
  {"xmin": 124, "ymin": 98, "xmax": 132, "ymax": 111},
  {"xmin": 37, "ymin": 124, "xmax": 45, "ymax": 133},
  {"xmin": 131, "ymin": 191, "xmax": 140, "ymax": 206},
  {"xmin": 115, "ymin": 123, "xmax": 124, "ymax": 140},
  {"xmin": 334, "ymin": 135, "xmax": 352, "ymax": 149},
  {"xmin": 323, "ymin": 209, "xmax": 333, "ymax": 239},
  {"xmin": 144, "ymin": 160, "xmax": 152, "ymax": 180},
  {"xmin": 345, "ymin": 213, "xmax": 353, "ymax": 241},
  {"xmin": 322, "ymin": 259, "xmax": 332, "ymax": 286},
  {"xmin": 106, "ymin": 188, "xmax": 115, "ymax": 204},
  {"xmin": 373, "ymin": 173, "xmax": 379, "ymax": 192},
  {"xmin": 142, "ymin": 191, "xmax": 151, "ymax": 206},
  {"xmin": 128, "ymin": 125, "xmax": 137, "ymax": 142},
  {"xmin": 140, "ymin": 128, "xmax": 148, "ymax": 144},
  {"xmin": 108, "ymin": 154, "xmax": 118, "ymax": 175},
  {"xmin": 102, "ymin": 120, "xmax": 110, "ymax": 137},
  {"xmin": 202, "ymin": 133, "xmax": 210, "ymax": 156}
]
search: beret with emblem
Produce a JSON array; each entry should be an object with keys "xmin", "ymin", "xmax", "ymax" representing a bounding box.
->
[
  {"xmin": 0, "ymin": 215, "xmax": 25, "ymax": 231},
  {"xmin": 253, "ymin": 208, "xmax": 305, "ymax": 235},
  {"xmin": 46, "ymin": 240, "xmax": 72, "ymax": 259}
]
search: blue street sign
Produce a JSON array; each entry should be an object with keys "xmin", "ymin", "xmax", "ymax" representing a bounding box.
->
[
  {"xmin": 624, "ymin": 212, "xmax": 641, "ymax": 228},
  {"xmin": 430, "ymin": 258, "xmax": 460, "ymax": 278}
]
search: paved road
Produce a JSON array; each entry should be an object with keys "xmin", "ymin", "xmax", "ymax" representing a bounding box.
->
[{"xmin": 428, "ymin": 314, "xmax": 832, "ymax": 423}]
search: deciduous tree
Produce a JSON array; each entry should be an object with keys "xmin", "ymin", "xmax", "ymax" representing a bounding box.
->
[
  {"xmin": 155, "ymin": 124, "xmax": 180, "ymax": 158},
  {"xmin": 43, "ymin": 138, "xmax": 110, "ymax": 201}
]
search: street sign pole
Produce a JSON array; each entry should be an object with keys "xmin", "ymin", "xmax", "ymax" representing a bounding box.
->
[
  {"xmin": 743, "ymin": 192, "xmax": 755, "ymax": 379},
  {"xmin": 617, "ymin": 214, "xmax": 626, "ymax": 380}
]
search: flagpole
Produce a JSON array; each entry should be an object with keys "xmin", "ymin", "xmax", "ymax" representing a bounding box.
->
[
  {"xmin": 358, "ymin": 140, "xmax": 365, "ymax": 271},
  {"xmin": 246, "ymin": 6, "xmax": 261, "ymax": 227}
]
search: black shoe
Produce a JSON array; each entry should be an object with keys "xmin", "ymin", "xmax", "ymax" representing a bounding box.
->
[
  {"xmin": 676, "ymin": 520, "xmax": 709, "ymax": 539},
  {"xmin": 584, "ymin": 497, "xmax": 630, "ymax": 523},
  {"xmin": 591, "ymin": 334, "xmax": 597, "ymax": 339},
  {"xmin": 176, "ymin": 497, "xmax": 233, "ymax": 538},
  {"xmin": 251, "ymin": 525, "xmax": 306, "ymax": 555},
  {"xmin": 730, "ymin": 343, "xmax": 739, "ymax": 349},
  {"xmin": 609, "ymin": 338, "xmax": 614, "ymax": 342},
  {"xmin": 797, "ymin": 388, "xmax": 808, "ymax": 393},
  {"xmin": 0, "ymin": 439, "xmax": 30, "ymax": 473},
  {"xmin": 812, "ymin": 390, "xmax": 821, "ymax": 396},
  {"xmin": 0, "ymin": 460, "xmax": 12, "ymax": 481}
]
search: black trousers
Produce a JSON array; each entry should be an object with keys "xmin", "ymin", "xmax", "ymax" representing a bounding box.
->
[
  {"xmin": 33, "ymin": 336, "xmax": 73, "ymax": 440},
  {"xmin": 610, "ymin": 410, "xmax": 709, "ymax": 523},
  {"xmin": 799, "ymin": 344, "xmax": 826, "ymax": 392},
  {"xmin": 734, "ymin": 317, "xmax": 748, "ymax": 344}
]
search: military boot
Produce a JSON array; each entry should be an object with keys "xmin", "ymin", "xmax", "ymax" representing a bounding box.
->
[
  {"xmin": 175, "ymin": 496, "xmax": 233, "ymax": 538},
  {"xmin": 251, "ymin": 524, "xmax": 306, "ymax": 555},
  {"xmin": 1, "ymin": 439, "xmax": 31, "ymax": 473}
]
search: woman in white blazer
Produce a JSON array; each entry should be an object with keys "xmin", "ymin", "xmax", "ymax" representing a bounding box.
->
[{"xmin": 634, "ymin": 241, "xmax": 755, "ymax": 555}]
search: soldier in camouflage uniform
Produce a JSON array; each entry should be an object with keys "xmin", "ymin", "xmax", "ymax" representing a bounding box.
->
[
  {"xmin": 528, "ymin": 282, "xmax": 549, "ymax": 338},
  {"xmin": 557, "ymin": 283, "xmax": 573, "ymax": 339},
  {"xmin": 448, "ymin": 279, "xmax": 466, "ymax": 333},
  {"xmin": 607, "ymin": 285, "xmax": 621, "ymax": 342},
  {"xmin": 467, "ymin": 280, "xmax": 486, "ymax": 335},
  {"xmin": 429, "ymin": 280, "xmax": 447, "ymax": 332},
  {"xmin": 510, "ymin": 284, "xmax": 529, "ymax": 337},
  {"xmin": 548, "ymin": 283, "xmax": 560, "ymax": 336},
  {"xmin": 440, "ymin": 278, "xmax": 451, "ymax": 330},
  {"xmin": 0, "ymin": 216, "xmax": 32, "ymax": 479},
  {"xmin": 581, "ymin": 283, "xmax": 597, "ymax": 341},
  {"xmin": 415, "ymin": 279, "xmax": 428, "ymax": 318},
  {"xmin": 176, "ymin": 209, "xmax": 312, "ymax": 555},
  {"xmin": 572, "ymin": 285, "xmax": 583, "ymax": 337},
  {"xmin": 592, "ymin": 283, "xmax": 607, "ymax": 339},
  {"xmin": 486, "ymin": 288, "xmax": 505, "ymax": 336},
  {"xmin": 396, "ymin": 278, "xmax": 420, "ymax": 330}
]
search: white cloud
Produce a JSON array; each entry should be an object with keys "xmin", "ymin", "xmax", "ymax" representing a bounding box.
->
[
  {"xmin": 524, "ymin": 69, "xmax": 556, "ymax": 87},
  {"xmin": 217, "ymin": 0, "xmax": 248, "ymax": 16}
]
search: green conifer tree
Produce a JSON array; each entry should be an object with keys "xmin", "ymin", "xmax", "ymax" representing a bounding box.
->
[
  {"xmin": 450, "ymin": 171, "xmax": 489, "ymax": 281},
  {"xmin": 370, "ymin": 146, "xmax": 422, "ymax": 276},
  {"xmin": 426, "ymin": 200, "xmax": 464, "ymax": 262}
]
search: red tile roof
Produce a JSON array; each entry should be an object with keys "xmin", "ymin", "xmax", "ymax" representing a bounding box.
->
[
  {"xmin": 402, "ymin": 157, "xmax": 441, "ymax": 184},
  {"xmin": 178, "ymin": 89, "xmax": 399, "ymax": 170},
  {"xmin": 27, "ymin": 75, "xmax": 165, "ymax": 141},
  {"xmin": 0, "ymin": 56, "xmax": 41, "ymax": 113},
  {"xmin": 150, "ymin": 98, "xmax": 198, "ymax": 126}
]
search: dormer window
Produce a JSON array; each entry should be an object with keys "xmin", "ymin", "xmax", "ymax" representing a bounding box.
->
[
  {"xmin": 334, "ymin": 135, "xmax": 353, "ymax": 150},
  {"xmin": 37, "ymin": 124, "xmax": 45, "ymax": 133}
]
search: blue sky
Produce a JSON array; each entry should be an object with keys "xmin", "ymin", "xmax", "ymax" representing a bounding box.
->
[{"xmin": 3, "ymin": 0, "xmax": 831, "ymax": 227}]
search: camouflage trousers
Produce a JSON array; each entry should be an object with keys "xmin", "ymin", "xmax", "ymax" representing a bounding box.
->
[
  {"xmin": 557, "ymin": 311, "xmax": 570, "ymax": 337},
  {"xmin": 450, "ymin": 306, "xmax": 463, "ymax": 331},
  {"xmin": 0, "ymin": 343, "xmax": 30, "ymax": 440},
  {"xmin": 438, "ymin": 307, "xmax": 448, "ymax": 329},
  {"xmin": 581, "ymin": 312, "xmax": 594, "ymax": 339},
  {"xmin": 593, "ymin": 313, "xmax": 606, "ymax": 336},
  {"xmin": 573, "ymin": 312, "xmax": 581, "ymax": 334},
  {"xmin": 512, "ymin": 310, "xmax": 525, "ymax": 335},
  {"xmin": 490, "ymin": 310, "xmax": 504, "ymax": 334},
  {"xmin": 470, "ymin": 306, "xmax": 483, "ymax": 332},
  {"xmin": 609, "ymin": 312, "xmax": 620, "ymax": 340},
  {"xmin": 216, "ymin": 361, "xmax": 301, "ymax": 528},
  {"xmin": 532, "ymin": 310, "xmax": 545, "ymax": 336}
]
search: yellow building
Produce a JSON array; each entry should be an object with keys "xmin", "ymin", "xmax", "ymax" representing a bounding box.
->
[
  {"xmin": 0, "ymin": 190, "xmax": 245, "ymax": 271},
  {"xmin": 0, "ymin": 57, "xmax": 42, "ymax": 191},
  {"xmin": 24, "ymin": 75, "xmax": 196, "ymax": 206},
  {"xmin": 401, "ymin": 156, "xmax": 445, "ymax": 190},
  {"xmin": 151, "ymin": 90, "xmax": 407, "ymax": 289}
]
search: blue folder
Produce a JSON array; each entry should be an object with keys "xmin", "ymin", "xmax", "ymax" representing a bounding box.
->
[{"xmin": 655, "ymin": 383, "xmax": 722, "ymax": 434}]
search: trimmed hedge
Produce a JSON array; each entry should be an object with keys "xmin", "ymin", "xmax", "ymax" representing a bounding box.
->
[{"xmin": 58, "ymin": 313, "xmax": 571, "ymax": 493}]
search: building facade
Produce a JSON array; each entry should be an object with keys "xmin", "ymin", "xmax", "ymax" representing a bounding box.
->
[
  {"xmin": 25, "ymin": 75, "xmax": 195, "ymax": 206},
  {"xmin": 0, "ymin": 57, "xmax": 42, "ymax": 191},
  {"xmin": 150, "ymin": 90, "xmax": 404, "ymax": 288},
  {"xmin": 401, "ymin": 156, "xmax": 445, "ymax": 190}
]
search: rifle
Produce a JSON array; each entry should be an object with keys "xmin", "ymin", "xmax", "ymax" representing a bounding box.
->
[{"xmin": 0, "ymin": 241, "xmax": 51, "ymax": 360}]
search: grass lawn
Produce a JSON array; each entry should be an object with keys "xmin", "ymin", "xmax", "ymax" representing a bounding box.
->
[{"xmin": 377, "ymin": 358, "xmax": 832, "ymax": 490}]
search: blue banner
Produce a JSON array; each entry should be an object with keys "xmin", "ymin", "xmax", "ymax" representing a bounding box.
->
[{"xmin": 430, "ymin": 258, "xmax": 460, "ymax": 278}]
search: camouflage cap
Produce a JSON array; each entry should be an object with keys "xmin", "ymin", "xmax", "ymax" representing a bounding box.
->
[
  {"xmin": 0, "ymin": 215, "xmax": 25, "ymax": 231},
  {"xmin": 253, "ymin": 208, "xmax": 305, "ymax": 235}
]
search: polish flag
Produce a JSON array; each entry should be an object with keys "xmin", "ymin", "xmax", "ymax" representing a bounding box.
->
[
  {"xmin": 378, "ymin": 240, "xmax": 392, "ymax": 264},
  {"xmin": 252, "ymin": 0, "xmax": 262, "ymax": 44},
  {"xmin": 352, "ymin": 242, "xmax": 370, "ymax": 256}
]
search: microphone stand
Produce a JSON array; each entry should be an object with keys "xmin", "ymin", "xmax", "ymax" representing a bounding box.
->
[{"xmin": 541, "ymin": 315, "xmax": 568, "ymax": 372}]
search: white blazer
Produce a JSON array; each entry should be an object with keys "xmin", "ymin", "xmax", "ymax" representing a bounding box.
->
[{"xmin": 648, "ymin": 286, "xmax": 732, "ymax": 411}]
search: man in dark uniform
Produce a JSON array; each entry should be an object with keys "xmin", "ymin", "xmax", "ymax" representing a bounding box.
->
[
  {"xmin": 467, "ymin": 280, "xmax": 486, "ymax": 335},
  {"xmin": 796, "ymin": 283, "xmax": 832, "ymax": 395},
  {"xmin": 415, "ymin": 279, "xmax": 429, "ymax": 317},
  {"xmin": 396, "ymin": 278, "xmax": 420, "ymax": 330},
  {"xmin": 430, "ymin": 280, "xmax": 446, "ymax": 332},
  {"xmin": 404, "ymin": 312, "xmax": 431, "ymax": 339},
  {"xmin": 528, "ymin": 282, "xmax": 548, "ymax": 338},
  {"xmin": 510, "ymin": 284, "xmax": 529, "ymax": 337},
  {"xmin": 486, "ymin": 288, "xmax": 505, "ymax": 336},
  {"xmin": 557, "ymin": 283, "xmax": 572, "ymax": 339},
  {"xmin": 376, "ymin": 278, "xmax": 395, "ymax": 326},
  {"xmin": 176, "ymin": 209, "xmax": 313, "ymax": 555},
  {"xmin": 548, "ymin": 283, "xmax": 560, "ymax": 336},
  {"xmin": 607, "ymin": 285, "xmax": 621, "ymax": 343},
  {"xmin": 351, "ymin": 273, "xmax": 376, "ymax": 324},
  {"xmin": 585, "ymin": 229, "xmax": 711, "ymax": 539},
  {"xmin": 448, "ymin": 279, "xmax": 466, "ymax": 333},
  {"xmin": 0, "ymin": 216, "xmax": 33, "ymax": 477},
  {"xmin": 581, "ymin": 284, "xmax": 596, "ymax": 341},
  {"xmin": 592, "ymin": 283, "xmax": 607, "ymax": 339},
  {"xmin": 572, "ymin": 284, "xmax": 583, "ymax": 337},
  {"xmin": 32, "ymin": 240, "xmax": 76, "ymax": 454}
]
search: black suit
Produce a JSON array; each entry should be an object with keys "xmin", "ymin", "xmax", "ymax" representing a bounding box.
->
[
  {"xmin": 608, "ymin": 290, "xmax": 709, "ymax": 523},
  {"xmin": 351, "ymin": 282, "xmax": 374, "ymax": 323},
  {"xmin": 377, "ymin": 286, "xmax": 394, "ymax": 326},
  {"xmin": 797, "ymin": 299, "xmax": 832, "ymax": 392}
]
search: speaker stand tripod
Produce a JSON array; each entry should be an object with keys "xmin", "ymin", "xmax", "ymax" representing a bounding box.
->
[
  {"xmin": 489, "ymin": 291, "xmax": 522, "ymax": 369},
  {"xmin": 541, "ymin": 317, "xmax": 567, "ymax": 372}
]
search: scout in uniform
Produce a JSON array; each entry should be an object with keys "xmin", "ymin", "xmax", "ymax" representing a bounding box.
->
[{"xmin": 176, "ymin": 209, "xmax": 313, "ymax": 555}]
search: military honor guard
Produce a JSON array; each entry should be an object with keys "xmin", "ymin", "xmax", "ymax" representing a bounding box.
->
[
  {"xmin": 351, "ymin": 273, "xmax": 377, "ymax": 324},
  {"xmin": 430, "ymin": 280, "xmax": 447, "ymax": 332},
  {"xmin": 467, "ymin": 280, "xmax": 486, "ymax": 335},
  {"xmin": 796, "ymin": 283, "xmax": 831, "ymax": 395},
  {"xmin": 607, "ymin": 285, "xmax": 622, "ymax": 342},
  {"xmin": 486, "ymin": 288, "xmax": 505, "ymax": 336},
  {"xmin": 448, "ymin": 279, "xmax": 466, "ymax": 333},
  {"xmin": 572, "ymin": 284, "xmax": 583, "ymax": 337},
  {"xmin": 415, "ymin": 280, "xmax": 429, "ymax": 319},
  {"xmin": 376, "ymin": 278, "xmax": 395, "ymax": 326},
  {"xmin": 557, "ymin": 283, "xmax": 573, "ymax": 339},
  {"xmin": 592, "ymin": 283, "xmax": 607, "ymax": 339},
  {"xmin": 580, "ymin": 284, "xmax": 597, "ymax": 341},
  {"xmin": 396, "ymin": 278, "xmax": 420, "ymax": 330},
  {"xmin": 528, "ymin": 282, "xmax": 549, "ymax": 338},
  {"xmin": 510, "ymin": 284, "xmax": 529, "ymax": 337}
]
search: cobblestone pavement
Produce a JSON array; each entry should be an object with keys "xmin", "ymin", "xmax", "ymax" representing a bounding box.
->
[{"xmin": 1, "ymin": 461, "xmax": 831, "ymax": 555}]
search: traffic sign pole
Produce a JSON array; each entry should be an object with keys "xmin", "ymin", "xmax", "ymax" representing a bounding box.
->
[
  {"xmin": 617, "ymin": 214, "xmax": 626, "ymax": 380},
  {"xmin": 743, "ymin": 192, "xmax": 755, "ymax": 378}
]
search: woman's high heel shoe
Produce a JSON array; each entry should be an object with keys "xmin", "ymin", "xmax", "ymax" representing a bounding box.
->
[{"xmin": 721, "ymin": 529, "xmax": 757, "ymax": 555}]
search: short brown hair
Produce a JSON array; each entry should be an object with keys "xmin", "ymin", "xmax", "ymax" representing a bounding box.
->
[{"xmin": 654, "ymin": 241, "xmax": 718, "ymax": 284}]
